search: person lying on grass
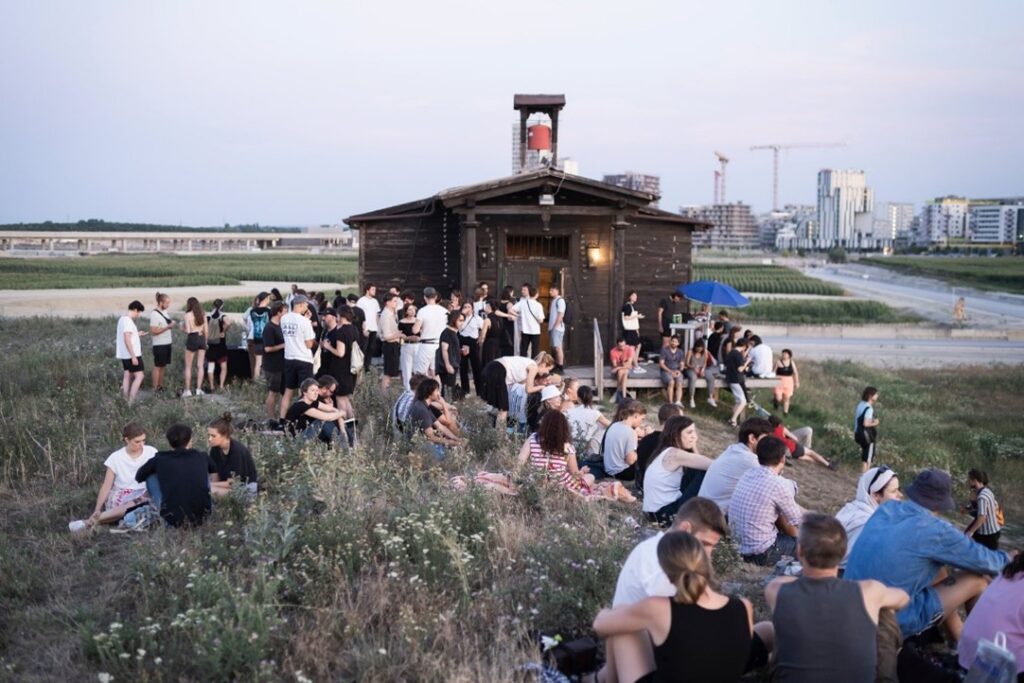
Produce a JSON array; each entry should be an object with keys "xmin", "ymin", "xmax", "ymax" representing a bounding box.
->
[
  {"xmin": 767, "ymin": 414, "xmax": 835, "ymax": 470},
  {"xmin": 69, "ymin": 422, "xmax": 156, "ymax": 533},
  {"xmin": 206, "ymin": 413, "xmax": 258, "ymax": 498}
]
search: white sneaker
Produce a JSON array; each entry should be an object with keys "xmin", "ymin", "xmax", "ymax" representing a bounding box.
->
[
  {"xmin": 631, "ymin": 366, "xmax": 647, "ymax": 375},
  {"xmin": 707, "ymin": 398, "xmax": 718, "ymax": 408},
  {"xmin": 181, "ymin": 389, "xmax": 192, "ymax": 397},
  {"xmin": 69, "ymin": 520, "xmax": 88, "ymax": 534},
  {"xmin": 196, "ymin": 388, "xmax": 205, "ymax": 396},
  {"xmin": 689, "ymin": 399, "xmax": 696, "ymax": 409}
]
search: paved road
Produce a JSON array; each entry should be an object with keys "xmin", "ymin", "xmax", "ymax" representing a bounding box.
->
[
  {"xmin": 804, "ymin": 263, "xmax": 1024, "ymax": 329},
  {"xmin": 779, "ymin": 336, "xmax": 1024, "ymax": 368}
]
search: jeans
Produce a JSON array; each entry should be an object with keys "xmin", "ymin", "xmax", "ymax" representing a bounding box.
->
[
  {"xmin": 742, "ymin": 533, "xmax": 798, "ymax": 566},
  {"xmin": 303, "ymin": 420, "xmax": 341, "ymax": 445},
  {"xmin": 704, "ymin": 365, "xmax": 721, "ymax": 395},
  {"xmin": 684, "ymin": 369, "xmax": 698, "ymax": 399}
]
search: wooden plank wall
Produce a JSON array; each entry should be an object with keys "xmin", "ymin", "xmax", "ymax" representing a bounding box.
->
[
  {"xmin": 358, "ymin": 210, "xmax": 461, "ymax": 297},
  {"xmin": 623, "ymin": 220, "xmax": 694, "ymax": 349}
]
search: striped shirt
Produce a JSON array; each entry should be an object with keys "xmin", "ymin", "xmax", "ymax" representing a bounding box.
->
[
  {"xmin": 976, "ymin": 487, "xmax": 1002, "ymax": 535},
  {"xmin": 527, "ymin": 433, "xmax": 582, "ymax": 493},
  {"xmin": 730, "ymin": 466, "xmax": 804, "ymax": 555}
]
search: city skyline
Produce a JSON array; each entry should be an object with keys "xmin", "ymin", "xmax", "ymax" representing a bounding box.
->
[{"xmin": 1, "ymin": 1, "xmax": 1022, "ymax": 225}]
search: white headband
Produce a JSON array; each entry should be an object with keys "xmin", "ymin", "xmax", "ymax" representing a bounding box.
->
[{"xmin": 868, "ymin": 468, "xmax": 896, "ymax": 495}]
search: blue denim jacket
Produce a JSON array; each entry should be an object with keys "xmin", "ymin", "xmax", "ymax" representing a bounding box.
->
[{"xmin": 845, "ymin": 499, "xmax": 1009, "ymax": 632}]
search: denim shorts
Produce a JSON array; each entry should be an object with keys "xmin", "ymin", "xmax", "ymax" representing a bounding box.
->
[
  {"xmin": 899, "ymin": 586, "xmax": 945, "ymax": 637},
  {"xmin": 549, "ymin": 329, "xmax": 564, "ymax": 349}
]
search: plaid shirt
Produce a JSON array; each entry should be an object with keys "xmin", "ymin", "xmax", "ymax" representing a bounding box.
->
[{"xmin": 730, "ymin": 466, "xmax": 804, "ymax": 555}]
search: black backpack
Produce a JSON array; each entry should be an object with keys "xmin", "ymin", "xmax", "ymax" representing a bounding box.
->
[{"xmin": 557, "ymin": 296, "xmax": 573, "ymax": 328}]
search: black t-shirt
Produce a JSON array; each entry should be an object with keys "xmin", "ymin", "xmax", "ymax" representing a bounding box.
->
[
  {"xmin": 209, "ymin": 439, "xmax": 258, "ymax": 485},
  {"xmin": 328, "ymin": 324, "xmax": 359, "ymax": 376},
  {"xmin": 706, "ymin": 332, "xmax": 723, "ymax": 362},
  {"xmin": 249, "ymin": 307, "xmax": 270, "ymax": 342},
  {"xmin": 437, "ymin": 328, "xmax": 461, "ymax": 374},
  {"xmin": 349, "ymin": 306, "xmax": 367, "ymax": 343},
  {"xmin": 724, "ymin": 349, "xmax": 746, "ymax": 384},
  {"xmin": 135, "ymin": 448, "xmax": 216, "ymax": 527},
  {"xmin": 658, "ymin": 298, "xmax": 676, "ymax": 331},
  {"xmin": 285, "ymin": 399, "xmax": 316, "ymax": 434},
  {"xmin": 262, "ymin": 321, "xmax": 285, "ymax": 372},
  {"xmin": 407, "ymin": 400, "xmax": 436, "ymax": 435}
]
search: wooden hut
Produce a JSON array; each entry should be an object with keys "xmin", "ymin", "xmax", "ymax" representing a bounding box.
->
[{"xmin": 344, "ymin": 167, "xmax": 709, "ymax": 365}]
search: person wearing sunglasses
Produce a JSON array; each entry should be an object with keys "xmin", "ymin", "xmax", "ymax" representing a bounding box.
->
[{"xmin": 835, "ymin": 466, "xmax": 902, "ymax": 568}]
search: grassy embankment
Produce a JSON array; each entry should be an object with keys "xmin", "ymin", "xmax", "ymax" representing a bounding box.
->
[
  {"xmin": 0, "ymin": 254, "xmax": 357, "ymax": 290},
  {"xmin": 864, "ymin": 256, "xmax": 1024, "ymax": 295},
  {"xmin": 0, "ymin": 317, "xmax": 1021, "ymax": 680}
]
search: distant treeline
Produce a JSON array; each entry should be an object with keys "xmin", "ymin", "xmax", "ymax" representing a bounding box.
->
[{"xmin": 0, "ymin": 219, "xmax": 301, "ymax": 233}]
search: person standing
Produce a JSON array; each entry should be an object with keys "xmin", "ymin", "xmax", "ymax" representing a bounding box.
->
[
  {"xmin": 247, "ymin": 292, "xmax": 271, "ymax": 380},
  {"xmin": 772, "ymin": 349, "xmax": 800, "ymax": 415},
  {"xmin": 480, "ymin": 299, "xmax": 503, "ymax": 367},
  {"xmin": 398, "ymin": 303, "xmax": 420, "ymax": 390},
  {"xmin": 548, "ymin": 285, "xmax": 567, "ymax": 371},
  {"xmin": 657, "ymin": 291, "xmax": 684, "ymax": 347},
  {"xmin": 148, "ymin": 292, "xmax": 175, "ymax": 393},
  {"xmin": 620, "ymin": 290, "xmax": 643, "ymax": 372},
  {"xmin": 724, "ymin": 338, "xmax": 751, "ymax": 428},
  {"xmin": 116, "ymin": 301, "xmax": 147, "ymax": 402},
  {"xmin": 378, "ymin": 293, "xmax": 403, "ymax": 392},
  {"xmin": 279, "ymin": 295, "xmax": 316, "ymax": 420},
  {"xmin": 182, "ymin": 297, "xmax": 208, "ymax": 397},
  {"xmin": 456, "ymin": 302, "xmax": 483, "ymax": 397},
  {"xmin": 204, "ymin": 299, "xmax": 231, "ymax": 392},
  {"xmin": 261, "ymin": 302, "xmax": 286, "ymax": 421},
  {"xmin": 413, "ymin": 287, "xmax": 448, "ymax": 376},
  {"xmin": 321, "ymin": 308, "xmax": 359, "ymax": 421},
  {"xmin": 514, "ymin": 283, "xmax": 544, "ymax": 358},
  {"xmin": 356, "ymin": 283, "xmax": 381, "ymax": 372},
  {"xmin": 853, "ymin": 386, "xmax": 880, "ymax": 473},
  {"xmin": 964, "ymin": 468, "xmax": 1003, "ymax": 550},
  {"xmin": 437, "ymin": 310, "xmax": 464, "ymax": 400}
]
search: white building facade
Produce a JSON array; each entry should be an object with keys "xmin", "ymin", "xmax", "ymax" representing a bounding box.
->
[
  {"xmin": 969, "ymin": 203, "xmax": 1024, "ymax": 244},
  {"xmin": 915, "ymin": 196, "xmax": 969, "ymax": 246},
  {"xmin": 816, "ymin": 169, "xmax": 876, "ymax": 249}
]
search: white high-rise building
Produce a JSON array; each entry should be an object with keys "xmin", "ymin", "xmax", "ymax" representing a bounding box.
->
[
  {"xmin": 969, "ymin": 201, "xmax": 1024, "ymax": 244},
  {"xmin": 915, "ymin": 196, "xmax": 969, "ymax": 246},
  {"xmin": 816, "ymin": 170, "xmax": 875, "ymax": 248},
  {"xmin": 876, "ymin": 202, "xmax": 915, "ymax": 242}
]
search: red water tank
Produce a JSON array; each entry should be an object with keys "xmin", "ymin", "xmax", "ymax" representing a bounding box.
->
[{"xmin": 527, "ymin": 124, "xmax": 551, "ymax": 151}]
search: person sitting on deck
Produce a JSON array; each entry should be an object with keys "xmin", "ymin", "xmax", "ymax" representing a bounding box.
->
[
  {"xmin": 696, "ymin": 417, "xmax": 774, "ymax": 515},
  {"xmin": 609, "ymin": 337, "xmax": 634, "ymax": 405},
  {"xmin": 642, "ymin": 416, "xmax": 715, "ymax": 527},
  {"xmin": 730, "ymin": 436, "xmax": 805, "ymax": 566},
  {"xmin": 658, "ymin": 334, "xmax": 685, "ymax": 407},
  {"xmin": 746, "ymin": 335, "xmax": 774, "ymax": 378},
  {"xmin": 765, "ymin": 513, "xmax": 910, "ymax": 683},
  {"xmin": 844, "ymin": 468, "xmax": 1011, "ymax": 643},
  {"xmin": 601, "ymin": 400, "xmax": 649, "ymax": 482}
]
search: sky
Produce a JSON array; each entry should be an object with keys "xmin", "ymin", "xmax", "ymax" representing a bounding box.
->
[{"xmin": 1, "ymin": 1, "xmax": 1022, "ymax": 225}]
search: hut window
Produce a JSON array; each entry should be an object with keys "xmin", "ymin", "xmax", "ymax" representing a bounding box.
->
[{"xmin": 505, "ymin": 234, "xmax": 570, "ymax": 260}]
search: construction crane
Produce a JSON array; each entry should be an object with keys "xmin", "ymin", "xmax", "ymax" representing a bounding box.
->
[
  {"xmin": 713, "ymin": 170, "xmax": 721, "ymax": 204},
  {"xmin": 714, "ymin": 151, "xmax": 729, "ymax": 204},
  {"xmin": 750, "ymin": 142, "xmax": 847, "ymax": 211}
]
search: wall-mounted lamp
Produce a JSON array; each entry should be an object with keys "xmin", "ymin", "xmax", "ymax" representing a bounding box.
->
[{"xmin": 585, "ymin": 241, "xmax": 601, "ymax": 269}]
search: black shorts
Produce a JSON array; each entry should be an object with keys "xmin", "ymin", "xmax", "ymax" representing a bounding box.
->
[
  {"xmin": 207, "ymin": 340, "xmax": 228, "ymax": 364},
  {"xmin": 623, "ymin": 330, "xmax": 641, "ymax": 347},
  {"xmin": 121, "ymin": 358, "xmax": 144, "ymax": 372},
  {"xmin": 185, "ymin": 333, "xmax": 207, "ymax": 352},
  {"xmin": 152, "ymin": 344, "xmax": 172, "ymax": 367},
  {"xmin": 284, "ymin": 359, "xmax": 314, "ymax": 390},
  {"xmin": 263, "ymin": 368, "xmax": 285, "ymax": 394},
  {"xmin": 382, "ymin": 341, "xmax": 401, "ymax": 377},
  {"xmin": 252, "ymin": 341, "xmax": 264, "ymax": 356},
  {"xmin": 792, "ymin": 443, "xmax": 805, "ymax": 459}
]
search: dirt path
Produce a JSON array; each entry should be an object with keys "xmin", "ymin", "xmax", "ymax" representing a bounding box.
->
[{"xmin": 0, "ymin": 280, "xmax": 355, "ymax": 317}]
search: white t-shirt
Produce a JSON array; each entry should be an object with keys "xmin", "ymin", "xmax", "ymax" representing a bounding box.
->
[
  {"xmin": 281, "ymin": 311, "xmax": 315, "ymax": 364},
  {"xmin": 697, "ymin": 442, "xmax": 760, "ymax": 514},
  {"xmin": 149, "ymin": 309, "xmax": 173, "ymax": 346},
  {"xmin": 549, "ymin": 297, "xmax": 566, "ymax": 332},
  {"xmin": 357, "ymin": 296, "xmax": 381, "ymax": 333},
  {"xmin": 515, "ymin": 299, "xmax": 544, "ymax": 335},
  {"xmin": 458, "ymin": 313, "xmax": 483, "ymax": 340},
  {"xmin": 643, "ymin": 450, "xmax": 685, "ymax": 513},
  {"xmin": 749, "ymin": 344, "xmax": 774, "ymax": 376},
  {"xmin": 567, "ymin": 406, "xmax": 604, "ymax": 454},
  {"xmin": 497, "ymin": 355, "xmax": 536, "ymax": 384},
  {"xmin": 415, "ymin": 303, "xmax": 448, "ymax": 343},
  {"xmin": 612, "ymin": 532, "xmax": 674, "ymax": 607},
  {"xmin": 115, "ymin": 315, "xmax": 142, "ymax": 359},
  {"xmin": 104, "ymin": 445, "xmax": 157, "ymax": 491}
]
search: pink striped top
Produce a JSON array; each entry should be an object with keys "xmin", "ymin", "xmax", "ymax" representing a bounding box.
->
[{"xmin": 527, "ymin": 433, "xmax": 583, "ymax": 492}]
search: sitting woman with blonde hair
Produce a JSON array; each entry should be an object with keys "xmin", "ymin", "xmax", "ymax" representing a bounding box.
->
[{"xmin": 593, "ymin": 531, "xmax": 765, "ymax": 682}]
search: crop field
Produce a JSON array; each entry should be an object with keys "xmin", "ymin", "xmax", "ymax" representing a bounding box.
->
[
  {"xmin": 737, "ymin": 299, "xmax": 923, "ymax": 325},
  {"xmin": 0, "ymin": 317, "xmax": 1020, "ymax": 680},
  {"xmin": 864, "ymin": 256, "xmax": 1024, "ymax": 294},
  {"xmin": 693, "ymin": 264, "xmax": 844, "ymax": 296},
  {"xmin": 0, "ymin": 253, "xmax": 358, "ymax": 290}
]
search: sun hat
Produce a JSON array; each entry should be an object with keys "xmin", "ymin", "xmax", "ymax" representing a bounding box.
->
[
  {"xmin": 540, "ymin": 385, "xmax": 562, "ymax": 403},
  {"xmin": 904, "ymin": 468, "xmax": 955, "ymax": 512}
]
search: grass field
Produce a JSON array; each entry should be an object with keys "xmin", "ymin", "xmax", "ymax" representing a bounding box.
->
[
  {"xmin": 864, "ymin": 256, "xmax": 1024, "ymax": 294},
  {"xmin": 1, "ymin": 317, "xmax": 1020, "ymax": 680},
  {"xmin": 693, "ymin": 264, "xmax": 845, "ymax": 296},
  {"xmin": 0, "ymin": 253, "xmax": 357, "ymax": 289},
  {"xmin": 737, "ymin": 299, "xmax": 924, "ymax": 325}
]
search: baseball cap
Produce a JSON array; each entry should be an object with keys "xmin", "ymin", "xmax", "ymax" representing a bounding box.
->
[
  {"xmin": 904, "ymin": 468, "xmax": 955, "ymax": 512},
  {"xmin": 540, "ymin": 385, "xmax": 562, "ymax": 402},
  {"xmin": 423, "ymin": 286, "xmax": 437, "ymax": 298}
]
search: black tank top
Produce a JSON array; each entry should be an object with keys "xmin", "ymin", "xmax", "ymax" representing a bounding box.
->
[
  {"xmin": 773, "ymin": 577, "xmax": 876, "ymax": 683},
  {"xmin": 653, "ymin": 597, "xmax": 751, "ymax": 683},
  {"xmin": 776, "ymin": 362, "xmax": 794, "ymax": 376},
  {"xmin": 398, "ymin": 321, "xmax": 416, "ymax": 338},
  {"xmin": 485, "ymin": 313, "xmax": 503, "ymax": 341}
]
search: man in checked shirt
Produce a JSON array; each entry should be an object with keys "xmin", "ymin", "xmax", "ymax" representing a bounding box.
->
[{"xmin": 730, "ymin": 436, "xmax": 804, "ymax": 566}]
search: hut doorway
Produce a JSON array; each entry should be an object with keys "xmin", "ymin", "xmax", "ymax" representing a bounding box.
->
[{"xmin": 503, "ymin": 263, "xmax": 564, "ymax": 354}]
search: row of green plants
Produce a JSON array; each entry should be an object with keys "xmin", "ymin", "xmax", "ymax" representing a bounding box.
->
[
  {"xmin": 693, "ymin": 265, "xmax": 844, "ymax": 296},
  {"xmin": 737, "ymin": 299, "xmax": 923, "ymax": 325},
  {"xmin": 864, "ymin": 256, "xmax": 1024, "ymax": 294}
]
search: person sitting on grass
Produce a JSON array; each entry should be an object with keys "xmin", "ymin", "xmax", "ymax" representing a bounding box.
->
[
  {"xmin": 207, "ymin": 413, "xmax": 258, "ymax": 497},
  {"xmin": 602, "ymin": 400, "xmax": 649, "ymax": 482},
  {"xmin": 697, "ymin": 417, "xmax": 774, "ymax": 515},
  {"xmin": 835, "ymin": 466, "xmax": 902, "ymax": 568},
  {"xmin": 609, "ymin": 337, "xmax": 634, "ymax": 405},
  {"xmin": 284, "ymin": 378, "xmax": 347, "ymax": 445},
  {"xmin": 115, "ymin": 300, "xmax": 147, "ymax": 403},
  {"xmin": 69, "ymin": 422, "xmax": 156, "ymax": 533},
  {"xmin": 767, "ymin": 415, "xmax": 835, "ymax": 470},
  {"xmin": 963, "ymin": 468, "xmax": 1003, "ymax": 551},
  {"xmin": 729, "ymin": 436, "xmax": 804, "ymax": 566},
  {"xmin": 723, "ymin": 337, "xmax": 751, "ymax": 428},
  {"xmin": 635, "ymin": 403, "xmax": 685, "ymax": 492},
  {"xmin": 393, "ymin": 372, "xmax": 426, "ymax": 432},
  {"xmin": 642, "ymin": 416, "xmax": 715, "ymax": 527},
  {"xmin": 566, "ymin": 384, "xmax": 611, "ymax": 460},
  {"xmin": 683, "ymin": 339, "xmax": 714, "ymax": 410},
  {"xmin": 480, "ymin": 352, "xmax": 558, "ymax": 428},
  {"xmin": 844, "ymin": 468, "xmax": 1011, "ymax": 643},
  {"xmin": 595, "ymin": 531, "xmax": 769, "ymax": 683},
  {"xmin": 517, "ymin": 410, "xmax": 635, "ymax": 502},
  {"xmin": 765, "ymin": 513, "xmax": 910, "ymax": 683},
  {"xmin": 659, "ymin": 334, "xmax": 685, "ymax": 407},
  {"xmin": 405, "ymin": 378, "xmax": 463, "ymax": 459},
  {"xmin": 133, "ymin": 423, "xmax": 217, "ymax": 529}
]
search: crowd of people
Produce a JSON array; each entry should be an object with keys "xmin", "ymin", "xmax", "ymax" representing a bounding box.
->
[{"xmin": 99, "ymin": 282, "xmax": 1020, "ymax": 681}]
